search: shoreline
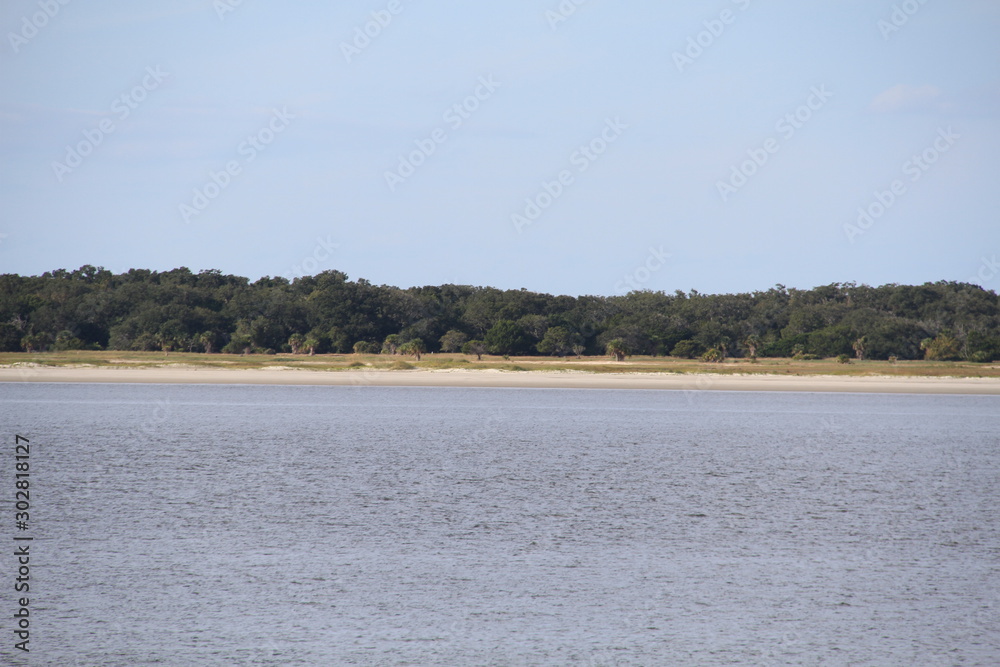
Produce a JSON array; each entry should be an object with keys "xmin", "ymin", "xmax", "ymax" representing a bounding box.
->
[{"xmin": 3, "ymin": 366, "xmax": 1000, "ymax": 394}]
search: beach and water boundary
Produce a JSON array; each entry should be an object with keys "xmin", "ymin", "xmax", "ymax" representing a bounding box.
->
[
  {"xmin": 4, "ymin": 365, "xmax": 1000, "ymax": 394},
  {"xmin": 3, "ymin": 351, "xmax": 1000, "ymax": 394}
]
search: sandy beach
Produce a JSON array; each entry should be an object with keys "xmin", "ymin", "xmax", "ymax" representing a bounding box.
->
[{"xmin": 2, "ymin": 365, "xmax": 1000, "ymax": 394}]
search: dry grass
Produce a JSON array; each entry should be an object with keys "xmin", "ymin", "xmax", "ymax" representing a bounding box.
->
[{"xmin": 1, "ymin": 350, "xmax": 998, "ymax": 378}]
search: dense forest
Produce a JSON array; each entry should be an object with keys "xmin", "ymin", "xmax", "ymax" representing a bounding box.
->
[{"xmin": 1, "ymin": 265, "xmax": 999, "ymax": 362}]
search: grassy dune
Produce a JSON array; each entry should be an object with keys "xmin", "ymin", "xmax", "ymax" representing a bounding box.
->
[{"xmin": 2, "ymin": 351, "xmax": 999, "ymax": 378}]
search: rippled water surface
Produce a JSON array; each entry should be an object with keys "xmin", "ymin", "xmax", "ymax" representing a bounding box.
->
[{"xmin": 3, "ymin": 383, "xmax": 999, "ymax": 665}]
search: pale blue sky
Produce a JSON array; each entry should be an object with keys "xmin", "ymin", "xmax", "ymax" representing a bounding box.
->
[{"xmin": 1, "ymin": 0, "xmax": 998, "ymax": 296}]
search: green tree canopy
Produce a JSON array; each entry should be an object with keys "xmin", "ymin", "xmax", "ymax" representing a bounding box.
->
[
  {"xmin": 462, "ymin": 339, "xmax": 487, "ymax": 361},
  {"xmin": 1, "ymin": 268, "xmax": 997, "ymax": 362},
  {"xmin": 484, "ymin": 320, "xmax": 529, "ymax": 356},
  {"xmin": 536, "ymin": 326, "xmax": 578, "ymax": 356},
  {"xmin": 439, "ymin": 329, "xmax": 469, "ymax": 353}
]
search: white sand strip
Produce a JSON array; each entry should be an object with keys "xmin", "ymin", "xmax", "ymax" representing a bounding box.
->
[{"xmin": 2, "ymin": 366, "xmax": 1000, "ymax": 394}]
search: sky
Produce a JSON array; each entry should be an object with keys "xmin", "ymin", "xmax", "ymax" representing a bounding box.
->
[{"xmin": 1, "ymin": 0, "xmax": 998, "ymax": 297}]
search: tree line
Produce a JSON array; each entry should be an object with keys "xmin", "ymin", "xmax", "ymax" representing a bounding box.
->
[{"xmin": 1, "ymin": 265, "xmax": 998, "ymax": 362}]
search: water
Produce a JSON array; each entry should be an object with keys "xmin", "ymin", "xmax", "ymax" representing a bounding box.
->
[{"xmin": 2, "ymin": 384, "xmax": 998, "ymax": 665}]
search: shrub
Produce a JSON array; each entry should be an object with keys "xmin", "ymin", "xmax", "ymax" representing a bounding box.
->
[
  {"xmin": 20, "ymin": 332, "xmax": 53, "ymax": 353},
  {"xmin": 222, "ymin": 340, "xmax": 251, "ymax": 355},
  {"xmin": 0, "ymin": 323, "xmax": 21, "ymax": 352},
  {"xmin": 353, "ymin": 341, "xmax": 379, "ymax": 354},
  {"xmin": 759, "ymin": 334, "xmax": 808, "ymax": 358},
  {"xmin": 970, "ymin": 350, "xmax": 992, "ymax": 363},
  {"xmin": 670, "ymin": 339, "xmax": 702, "ymax": 359},
  {"xmin": 836, "ymin": 354, "xmax": 851, "ymax": 364},
  {"xmin": 701, "ymin": 348, "xmax": 723, "ymax": 363},
  {"xmin": 53, "ymin": 330, "xmax": 87, "ymax": 351},
  {"xmin": 921, "ymin": 334, "xmax": 962, "ymax": 361}
]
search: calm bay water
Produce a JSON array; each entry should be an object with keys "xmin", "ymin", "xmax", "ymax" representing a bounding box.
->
[{"xmin": 2, "ymin": 383, "xmax": 998, "ymax": 665}]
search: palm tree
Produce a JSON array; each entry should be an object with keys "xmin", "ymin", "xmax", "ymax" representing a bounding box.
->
[
  {"xmin": 920, "ymin": 337, "xmax": 934, "ymax": 359},
  {"xmin": 606, "ymin": 338, "xmax": 627, "ymax": 362},
  {"xmin": 288, "ymin": 333, "xmax": 306, "ymax": 355},
  {"xmin": 158, "ymin": 335, "xmax": 174, "ymax": 355},
  {"xmin": 743, "ymin": 334, "xmax": 761, "ymax": 359},
  {"xmin": 399, "ymin": 339, "xmax": 425, "ymax": 361},
  {"xmin": 20, "ymin": 333, "xmax": 41, "ymax": 353},
  {"xmin": 304, "ymin": 336, "xmax": 320, "ymax": 356},
  {"xmin": 199, "ymin": 332, "xmax": 215, "ymax": 354},
  {"xmin": 382, "ymin": 334, "xmax": 403, "ymax": 355},
  {"xmin": 852, "ymin": 337, "xmax": 866, "ymax": 361}
]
